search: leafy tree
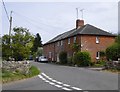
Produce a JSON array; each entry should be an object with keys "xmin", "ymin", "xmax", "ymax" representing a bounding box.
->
[
  {"xmin": 106, "ymin": 35, "xmax": 120, "ymax": 61},
  {"xmin": 32, "ymin": 33, "xmax": 42, "ymax": 53},
  {"xmin": 36, "ymin": 47, "xmax": 43, "ymax": 56},
  {"xmin": 2, "ymin": 34, "xmax": 12, "ymax": 60},
  {"xmin": 2, "ymin": 27, "xmax": 34, "ymax": 61},
  {"xmin": 72, "ymin": 43, "xmax": 80, "ymax": 53},
  {"xmin": 106, "ymin": 43, "xmax": 120, "ymax": 61},
  {"xmin": 115, "ymin": 35, "xmax": 120, "ymax": 44}
]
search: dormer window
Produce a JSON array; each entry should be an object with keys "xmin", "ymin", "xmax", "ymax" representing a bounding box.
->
[{"xmin": 96, "ymin": 36, "xmax": 99, "ymax": 44}]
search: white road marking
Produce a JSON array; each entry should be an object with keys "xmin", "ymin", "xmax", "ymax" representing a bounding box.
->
[
  {"xmin": 62, "ymin": 87, "xmax": 72, "ymax": 91},
  {"xmin": 51, "ymin": 79, "xmax": 57, "ymax": 82},
  {"xmin": 56, "ymin": 81, "xmax": 63, "ymax": 85},
  {"xmin": 54, "ymin": 84, "xmax": 63, "ymax": 88},
  {"xmin": 44, "ymin": 80, "xmax": 50, "ymax": 83},
  {"xmin": 63, "ymin": 84, "xmax": 71, "ymax": 87},
  {"xmin": 49, "ymin": 82, "xmax": 55, "ymax": 85},
  {"xmin": 38, "ymin": 73, "xmax": 82, "ymax": 91},
  {"xmin": 71, "ymin": 87, "xmax": 82, "ymax": 90}
]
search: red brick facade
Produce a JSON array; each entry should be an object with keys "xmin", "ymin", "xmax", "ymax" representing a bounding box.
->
[{"xmin": 43, "ymin": 35, "xmax": 115, "ymax": 62}]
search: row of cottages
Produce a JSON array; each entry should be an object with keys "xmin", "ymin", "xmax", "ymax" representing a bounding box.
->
[{"xmin": 43, "ymin": 19, "xmax": 116, "ymax": 62}]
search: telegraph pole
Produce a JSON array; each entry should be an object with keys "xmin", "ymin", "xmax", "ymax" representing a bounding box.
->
[{"xmin": 9, "ymin": 11, "xmax": 13, "ymax": 43}]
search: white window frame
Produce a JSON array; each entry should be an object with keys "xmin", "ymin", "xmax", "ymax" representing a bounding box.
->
[
  {"xmin": 68, "ymin": 38, "xmax": 70, "ymax": 44},
  {"xmin": 49, "ymin": 52, "xmax": 52, "ymax": 58},
  {"xmin": 96, "ymin": 52, "xmax": 100, "ymax": 60},
  {"xmin": 61, "ymin": 40, "xmax": 63, "ymax": 46},
  {"xmin": 74, "ymin": 37, "xmax": 76, "ymax": 43},
  {"xmin": 96, "ymin": 36, "xmax": 99, "ymax": 44},
  {"xmin": 57, "ymin": 41, "xmax": 60, "ymax": 46}
]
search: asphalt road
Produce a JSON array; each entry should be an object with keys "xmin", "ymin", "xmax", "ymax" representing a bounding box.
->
[{"xmin": 2, "ymin": 61, "xmax": 119, "ymax": 90}]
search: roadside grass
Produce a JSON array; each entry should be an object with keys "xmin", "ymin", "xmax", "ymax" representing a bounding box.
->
[{"xmin": 2, "ymin": 66, "xmax": 40, "ymax": 84}]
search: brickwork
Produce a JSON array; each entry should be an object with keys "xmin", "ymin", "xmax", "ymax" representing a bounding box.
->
[{"xmin": 43, "ymin": 35, "xmax": 115, "ymax": 62}]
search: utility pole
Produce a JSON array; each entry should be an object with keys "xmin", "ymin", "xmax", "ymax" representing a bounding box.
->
[
  {"xmin": 9, "ymin": 11, "xmax": 13, "ymax": 60},
  {"xmin": 9, "ymin": 11, "xmax": 13, "ymax": 43}
]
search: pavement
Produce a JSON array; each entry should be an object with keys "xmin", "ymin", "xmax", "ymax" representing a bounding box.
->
[{"xmin": 2, "ymin": 61, "xmax": 119, "ymax": 91}]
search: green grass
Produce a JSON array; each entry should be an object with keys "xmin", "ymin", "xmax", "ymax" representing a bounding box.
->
[{"xmin": 2, "ymin": 66, "xmax": 40, "ymax": 83}]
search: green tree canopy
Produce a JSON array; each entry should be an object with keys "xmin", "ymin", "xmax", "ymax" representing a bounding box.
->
[
  {"xmin": 106, "ymin": 35, "xmax": 120, "ymax": 61},
  {"xmin": 2, "ymin": 27, "xmax": 34, "ymax": 61},
  {"xmin": 32, "ymin": 33, "xmax": 42, "ymax": 53}
]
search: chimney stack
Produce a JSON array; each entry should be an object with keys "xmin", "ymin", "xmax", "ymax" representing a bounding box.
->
[{"xmin": 76, "ymin": 19, "xmax": 84, "ymax": 29}]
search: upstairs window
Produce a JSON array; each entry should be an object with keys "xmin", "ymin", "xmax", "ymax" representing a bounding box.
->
[
  {"xmin": 96, "ymin": 36, "xmax": 100, "ymax": 44},
  {"xmin": 74, "ymin": 37, "xmax": 76, "ymax": 43},
  {"xmin": 57, "ymin": 41, "xmax": 60, "ymax": 46},
  {"xmin": 68, "ymin": 38, "xmax": 70, "ymax": 44},
  {"xmin": 61, "ymin": 40, "xmax": 63, "ymax": 46}
]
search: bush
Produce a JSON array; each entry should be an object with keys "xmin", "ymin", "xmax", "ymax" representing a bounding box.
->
[
  {"xmin": 67, "ymin": 57, "xmax": 74, "ymax": 66},
  {"xmin": 106, "ymin": 43, "xmax": 120, "ymax": 61},
  {"xmin": 59, "ymin": 51, "xmax": 67, "ymax": 64},
  {"xmin": 73, "ymin": 51, "xmax": 91, "ymax": 67}
]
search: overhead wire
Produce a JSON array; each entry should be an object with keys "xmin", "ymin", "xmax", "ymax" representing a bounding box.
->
[{"xmin": 2, "ymin": 0, "xmax": 9, "ymax": 22}]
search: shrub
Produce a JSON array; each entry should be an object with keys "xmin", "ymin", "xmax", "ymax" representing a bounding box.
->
[
  {"xmin": 67, "ymin": 57, "xmax": 73, "ymax": 66},
  {"xmin": 73, "ymin": 51, "xmax": 91, "ymax": 67},
  {"xmin": 106, "ymin": 43, "xmax": 120, "ymax": 61},
  {"xmin": 59, "ymin": 51, "xmax": 67, "ymax": 64}
]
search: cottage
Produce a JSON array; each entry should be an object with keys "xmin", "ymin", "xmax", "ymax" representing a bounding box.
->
[{"xmin": 43, "ymin": 19, "xmax": 116, "ymax": 62}]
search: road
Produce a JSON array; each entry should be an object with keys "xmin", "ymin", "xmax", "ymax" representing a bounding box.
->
[{"xmin": 2, "ymin": 61, "xmax": 119, "ymax": 91}]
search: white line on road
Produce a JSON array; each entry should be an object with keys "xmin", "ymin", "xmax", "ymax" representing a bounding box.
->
[
  {"xmin": 62, "ymin": 87, "xmax": 72, "ymax": 91},
  {"xmin": 63, "ymin": 84, "xmax": 71, "ymax": 87},
  {"xmin": 54, "ymin": 84, "xmax": 63, "ymax": 88},
  {"xmin": 38, "ymin": 73, "xmax": 82, "ymax": 91},
  {"xmin": 71, "ymin": 87, "xmax": 82, "ymax": 90}
]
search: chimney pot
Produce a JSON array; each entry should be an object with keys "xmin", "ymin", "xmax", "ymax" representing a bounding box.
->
[{"xmin": 76, "ymin": 19, "xmax": 84, "ymax": 29}]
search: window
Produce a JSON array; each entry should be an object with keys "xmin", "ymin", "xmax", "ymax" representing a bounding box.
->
[
  {"xmin": 96, "ymin": 52, "xmax": 100, "ymax": 59},
  {"xmin": 49, "ymin": 52, "xmax": 52, "ymax": 58},
  {"xmin": 68, "ymin": 38, "xmax": 70, "ymax": 44},
  {"xmin": 57, "ymin": 41, "xmax": 60, "ymax": 46},
  {"xmin": 61, "ymin": 40, "xmax": 63, "ymax": 46},
  {"xmin": 96, "ymin": 36, "xmax": 99, "ymax": 43},
  {"xmin": 74, "ymin": 37, "xmax": 76, "ymax": 43}
]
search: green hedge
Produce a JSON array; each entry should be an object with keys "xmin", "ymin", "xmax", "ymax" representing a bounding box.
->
[{"xmin": 73, "ymin": 51, "xmax": 91, "ymax": 67}]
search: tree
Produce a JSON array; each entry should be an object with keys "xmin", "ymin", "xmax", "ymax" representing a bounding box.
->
[
  {"xmin": 72, "ymin": 43, "xmax": 80, "ymax": 53},
  {"xmin": 106, "ymin": 43, "xmax": 120, "ymax": 61},
  {"xmin": 2, "ymin": 34, "xmax": 12, "ymax": 60},
  {"xmin": 2, "ymin": 27, "xmax": 34, "ymax": 61},
  {"xmin": 106, "ymin": 35, "xmax": 120, "ymax": 61},
  {"xmin": 32, "ymin": 33, "xmax": 42, "ymax": 53},
  {"xmin": 115, "ymin": 35, "xmax": 120, "ymax": 44}
]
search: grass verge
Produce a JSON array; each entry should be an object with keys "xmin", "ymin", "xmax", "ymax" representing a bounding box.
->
[{"xmin": 2, "ymin": 66, "xmax": 40, "ymax": 84}]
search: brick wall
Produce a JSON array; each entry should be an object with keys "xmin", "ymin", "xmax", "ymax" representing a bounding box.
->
[
  {"xmin": 80, "ymin": 35, "xmax": 115, "ymax": 62},
  {"xmin": 43, "ymin": 35, "xmax": 115, "ymax": 62}
]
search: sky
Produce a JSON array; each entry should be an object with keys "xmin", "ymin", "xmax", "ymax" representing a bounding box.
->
[{"xmin": 1, "ymin": 1, "xmax": 119, "ymax": 44}]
